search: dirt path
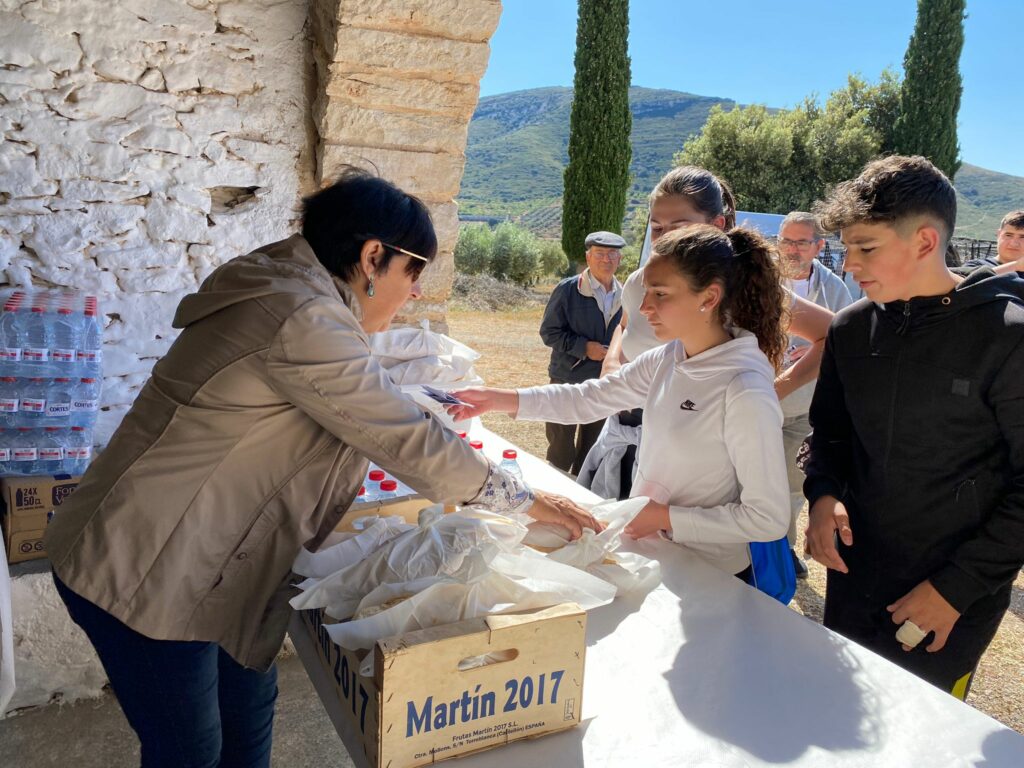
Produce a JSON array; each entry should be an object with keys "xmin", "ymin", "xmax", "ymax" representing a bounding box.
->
[{"xmin": 448, "ymin": 305, "xmax": 1024, "ymax": 733}]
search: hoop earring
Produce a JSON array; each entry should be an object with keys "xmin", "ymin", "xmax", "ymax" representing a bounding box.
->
[{"xmin": 367, "ymin": 277, "xmax": 375, "ymax": 298}]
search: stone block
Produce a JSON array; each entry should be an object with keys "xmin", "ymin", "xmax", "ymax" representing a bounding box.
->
[
  {"xmin": 427, "ymin": 201, "xmax": 460, "ymax": 252},
  {"xmin": 117, "ymin": 266, "xmax": 198, "ymax": 294},
  {"xmin": 319, "ymin": 66, "xmax": 481, "ymax": 119},
  {"xmin": 329, "ymin": 28, "xmax": 491, "ymax": 85},
  {"xmin": 0, "ymin": 12, "xmax": 81, "ymax": 71},
  {"xmin": 316, "ymin": 101, "xmax": 470, "ymax": 155},
  {"xmin": 123, "ymin": 124, "xmax": 196, "ymax": 156},
  {"xmin": 93, "ymin": 239, "xmax": 187, "ymax": 270},
  {"xmin": 335, "ymin": 0, "xmax": 502, "ymax": 43},
  {"xmin": 417, "ymin": 250, "xmax": 455, "ymax": 303},
  {"xmin": 145, "ymin": 197, "xmax": 210, "ymax": 243},
  {"xmin": 319, "ymin": 144, "xmax": 466, "ymax": 203},
  {"xmin": 61, "ymin": 180, "xmax": 151, "ymax": 204}
]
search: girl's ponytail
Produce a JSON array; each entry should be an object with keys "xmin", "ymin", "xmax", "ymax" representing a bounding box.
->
[
  {"xmin": 719, "ymin": 178, "xmax": 737, "ymax": 230},
  {"xmin": 723, "ymin": 228, "xmax": 789, "ymax": 371}
]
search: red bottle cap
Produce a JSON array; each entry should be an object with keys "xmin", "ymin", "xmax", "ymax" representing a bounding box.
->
[
  {"xmin": 368, "ymin": 469, "xmax": 385, "ymax": 481},
  {"xmin": 379, "ymin": 479, "xmax": 398, "ymax": 492},
  {"xmin": 469, "ymin": 440, "xmax": 483, "ymax": 450},
  {"xmin": 502, "ymin": 449, "xmax": 517, "ymax": 460}
]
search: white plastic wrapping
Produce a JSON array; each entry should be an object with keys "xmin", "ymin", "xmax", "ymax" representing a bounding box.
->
[
  {"xmin": 292, "ymin": 515, "xmax": 415, "ymax": 580},
  {"xmin": 289, "ymin": 510, "xmax": 528, "ymax": 619}
]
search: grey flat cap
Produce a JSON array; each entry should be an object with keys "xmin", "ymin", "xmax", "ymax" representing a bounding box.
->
[{"xmin": 585, "ymin": 231, "xmax": 626, "ymax": 249}]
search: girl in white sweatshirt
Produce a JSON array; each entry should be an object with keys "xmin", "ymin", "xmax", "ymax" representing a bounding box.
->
[{"xmin": 452, "ymin": 225, "xmax": 791, "ymax": 579}]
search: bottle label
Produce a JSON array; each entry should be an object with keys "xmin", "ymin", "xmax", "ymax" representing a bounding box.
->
[
  {"xmin": 21, "ymin": 397, "xmax": 45, "ymax": 412},
  {"xmin": 52, "ymin": 348, "xmax": 77, "ymax": 363},
  {"xmin": 0, "ymin": 448, "xmax": 9, "ymax": 461},
  {"xmin": 12, "ymin": 447, "xmax": 37, "ymax": 461},
  {"xmin": 46, "ymin": 401, "xmax": 72, "ymax": 417},
  {"xmin": 66, "ymin": 446, "xmax": 92, "ymax": 460},
  {"xmin": 0, "ymin": 347, "xmax": 22, "ymax": 362},
  {"xmin": 39, "ymin": 447, "xmax": 63, "ymax": 460},
  {"xmin": 23, "ymin": 347, "xmax": 49, "ymax": 362},
  {"xmin": 72, "ymin": 398, "xmax": 99, "ymax": 412},
  {"xmin": 78, "ymin": 349, "xmax": 102, "ymax": 363},
  {"xmin": 0, "ymin": 397, "xmax": 18, "ymax": 412}
]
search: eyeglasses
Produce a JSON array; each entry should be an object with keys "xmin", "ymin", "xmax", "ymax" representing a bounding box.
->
[
  {"xmin": 778, "ymin": 238, "xmax": 820, "ymax": 249},
  {"xmin": 589, "ymin": 250, "xmax": 622, "ymax": 262}
]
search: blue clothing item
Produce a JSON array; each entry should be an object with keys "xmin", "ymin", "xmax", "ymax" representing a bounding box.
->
[
  {"xmin": 540, "ymin": 271, "xmax": 623, "ymax": 384},
  {"xmin": 748, "ymin": 538, "xmax": 797, "ymax": 604},
  {"xmin": 54, "ymin": 573, "xmax": 277, "ymax": 768}
]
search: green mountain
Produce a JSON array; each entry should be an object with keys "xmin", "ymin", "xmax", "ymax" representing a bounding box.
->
[{"xmin": 459, "ymin": 87, "xmax": 1023, "ymax": 242}]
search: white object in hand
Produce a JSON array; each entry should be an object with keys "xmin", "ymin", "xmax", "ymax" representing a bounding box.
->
[{"xmin": 896, "ymin": 619, "xmax": 928, "ymax": 648}]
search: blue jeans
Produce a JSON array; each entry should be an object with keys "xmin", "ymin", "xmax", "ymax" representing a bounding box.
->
[{"xmin": 54, "ymin": 573, "xmax": 277, "ymax": 768}]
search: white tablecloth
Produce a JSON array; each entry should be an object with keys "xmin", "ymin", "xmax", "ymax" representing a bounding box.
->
[{"xmin": 291, "ymin": 426, "xmax": 1024, "ymax": 767}]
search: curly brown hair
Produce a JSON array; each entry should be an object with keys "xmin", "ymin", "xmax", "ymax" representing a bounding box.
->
[
  {"xmin": 814, "ymin": 155, "xmax": 956, "ymax": 242},
  {"xmin": 652, "ymin": 225, "xmax": 789, "ymax": 371}
]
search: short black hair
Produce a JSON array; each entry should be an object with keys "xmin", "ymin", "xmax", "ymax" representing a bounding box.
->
[
  {"xmin": 301, "ymin": 166, "xmax": 437, "ymax": 280},
  {"xmin": 815, "ymin": 155, "xmax": 957, "ymax": 244}
]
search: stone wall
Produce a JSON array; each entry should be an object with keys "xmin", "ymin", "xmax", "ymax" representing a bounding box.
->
[
  {"xmin": 0, "ymin": 0, "xmax": 315, "ymax": 444},
  {"xmin": 310, "ymin": 0, "xmax": 502, "ymax": 328}
]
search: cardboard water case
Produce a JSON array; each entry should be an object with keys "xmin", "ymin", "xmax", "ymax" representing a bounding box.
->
[{"xmin": 300, "ymin": 601, "xmax": 586, "ymax": 768}]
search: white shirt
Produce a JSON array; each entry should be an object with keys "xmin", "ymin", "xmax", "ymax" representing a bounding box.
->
[
  {"xmin": 517, "ymin": 331, "xmax": 790, "ymax": 575},
  {"xmin": 619, "ymin": 268, "xmax": 662, "ymax": 362},
  {"xmin": 588, "ymin": 272, "xmax": 620, "ymax": 327}
]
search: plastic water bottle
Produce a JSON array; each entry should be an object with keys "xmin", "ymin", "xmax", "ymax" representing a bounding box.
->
[
  {"xmin": 19, "ymin": 378, "xmax": 47, "ymax": 425},
  {"xmin": 0, "ymin": 377, "xmax": 19, "ymax": 427},
  {"xmin": 11, "ymin": 428, "xmax": 38, "ymax": 475},
  {"xmin": 50, "ymin": 295, "xmax": 81, "ymax": 376},
  {"xmin": 21, "ymin": 295, "xmax": 53, "ymax": 376},
  {"xmin": 37, "ymin": 427, "xmax": 65, "ymax": 475},
  {"xmin": 365, "ymin": 468, "xmax": 385, "ymax": 500},
  {"xmin": 0, "ymin": 429, "xmax": 10, "ymax": 474},
  {"xmin": 79, "ymin": 297, "xmax": 102, "ymax": 377},
  {"xmin": 0, "ymin": 292, "xmax": 26, "ymax": 377},
  {"xmin": 377, "ymin": 479, "xmax": 398, "ymax": 501},
  {"xmin": 71, "ymin": 377, "xmax": 101, "ymax": 427},
  {"xmin": 65, "ymin": 426, "xmax": 92, "ymax": 476},
  {"xmin": 498, "ymin": 449, "xmax": 524, "ymax": 480},
  {"xmin": 45, "ymin": 378, "xmax": 73, "ymax": 424}
]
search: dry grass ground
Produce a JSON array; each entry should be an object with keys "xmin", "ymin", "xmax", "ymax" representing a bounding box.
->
[{"xmin": 448, "ymin": 303, "xmax": 1024, "ymax": 734}]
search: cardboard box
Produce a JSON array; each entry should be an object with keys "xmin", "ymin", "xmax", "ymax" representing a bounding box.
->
[
  {"xmin": 301, "ymin": 602, "xmax": 586, "ymax": 768},
  {"xmin": 335, "ymin": 494, "xmax": 459, "ymax": 533},
  {"xmin": 1, "ymin": 475, "xmax": 81, "ymax": 563}
]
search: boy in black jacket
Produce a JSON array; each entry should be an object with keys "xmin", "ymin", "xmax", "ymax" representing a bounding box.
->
[{"xmin": 803, "ymin": 156, "xmax": 1024, "ymax": 699}]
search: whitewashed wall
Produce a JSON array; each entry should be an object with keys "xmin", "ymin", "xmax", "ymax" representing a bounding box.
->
[{"xmin": 0, "ymin": 0, "xmax": 315, "ymax": 445}]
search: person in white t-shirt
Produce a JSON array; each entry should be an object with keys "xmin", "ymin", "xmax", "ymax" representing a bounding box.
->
[{"xmin": 450, "ymin": 225, "xmax": 791, "ymax": 580}]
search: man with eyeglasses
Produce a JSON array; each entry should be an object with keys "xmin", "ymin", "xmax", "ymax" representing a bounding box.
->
[
  {"xmin": 538, "ymin": 231, "xmax": 626, "ymax": 474},
  {"xmin": 777, "ymin": 212, "xmax": 853, "ymax": 578}
]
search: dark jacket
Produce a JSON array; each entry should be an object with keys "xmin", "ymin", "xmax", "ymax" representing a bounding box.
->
[
  {"xmin": 803, "ymin": 269, "xmax": 1024, "ymax": 615},
  {"xmin": 540, "ymin": 270, "xmax": 623, "ymax": 383},
  {"xmin": 952, "ymin": 255, "xmax": 1001, "ymax": 277}
]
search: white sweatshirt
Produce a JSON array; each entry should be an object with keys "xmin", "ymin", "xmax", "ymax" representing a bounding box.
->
[{"xmin": 517, "ymin": 330, "xmax": 790, "ymax": 574}]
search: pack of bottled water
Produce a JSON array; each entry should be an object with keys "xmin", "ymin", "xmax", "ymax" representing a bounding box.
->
[{"xmin": 0, "ymin": 288, "xmax": 103, "ymax": 477}]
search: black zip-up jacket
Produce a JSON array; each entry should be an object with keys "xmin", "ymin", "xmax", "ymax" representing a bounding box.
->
[
  {"xmin": 804, "ymin": 269, "xmax": 1024, "ymax": 615},
  {"xmin": 540, "ymin": 271, "xmax": 622, "ymax": 384}
]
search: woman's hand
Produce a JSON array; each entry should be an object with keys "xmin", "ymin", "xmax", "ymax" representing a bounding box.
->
[
  {"xmin": 526, "ymin": 490, "xmax": 604, "ymax": 540},
  {"xmin": 623, "ymin": 500, "xmax": 670, "ymax": 539},
  {"xmin": 446, "ymin": 387, "xmax": 519, "ymax": 422},
  {"xmin": 805, "ymin": 495, "xmax": 852, "ymax": 572}
]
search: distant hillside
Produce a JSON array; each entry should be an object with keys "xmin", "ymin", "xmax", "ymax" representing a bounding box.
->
[{"xmin": 459, "ymin": 87, "xmax": 1024, "ymax": 241}]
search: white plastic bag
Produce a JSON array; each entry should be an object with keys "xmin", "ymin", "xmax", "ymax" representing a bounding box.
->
[
  {"xmin": 289, "ymin": 511, "xmax": 528, "ymax": 618},
  {"xmin": 369, "ymin": 320, "xmax": 480, "ymax": 369},
  {"xmin": 523, "ymin": 496, "xmax": 661, "ymax": 595},
  {"xmin": 292, "ymin": 515, "xmax": 415, "ymax": 580},
  {"xmin": 329, "ymin": 548, "xmax": 616, "ymax": 665}
]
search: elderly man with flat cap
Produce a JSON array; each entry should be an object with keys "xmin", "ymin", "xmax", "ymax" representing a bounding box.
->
[{"xmin": 538, "ymin": 231, "xmax": 625, "ymax": 474}]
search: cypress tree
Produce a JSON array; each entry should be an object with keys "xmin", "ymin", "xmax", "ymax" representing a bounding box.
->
[
  {"xmin": 561, "ymin": 0, "xmax": 632, "ymax": 267},
  {"xmin": 892, "ymin": 0, "xmax": 966, "ymax": 178}
]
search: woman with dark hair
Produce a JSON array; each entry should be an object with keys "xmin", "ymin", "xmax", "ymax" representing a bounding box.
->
[
  {"xmin": 44, "ymin": 167, "xmax": 599, "ymax": 768},
  {"xmin": 450, "ymin": 225, "xmax": 791, "ymax": 581}
]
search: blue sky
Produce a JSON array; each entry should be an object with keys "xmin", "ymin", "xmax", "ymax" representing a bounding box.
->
[{"xmin": 479, "ymin": 1, "xmax": 1024, "ymax": 177}]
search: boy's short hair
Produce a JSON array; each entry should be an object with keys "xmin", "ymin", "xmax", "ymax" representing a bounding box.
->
[
  {"xmin": 815, "ymin": 155, "xmax": 956, "ymax": 243},
  {"xmin": 1000, "ymin": 210, "xmax": 1024, "ymax": 230}
]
